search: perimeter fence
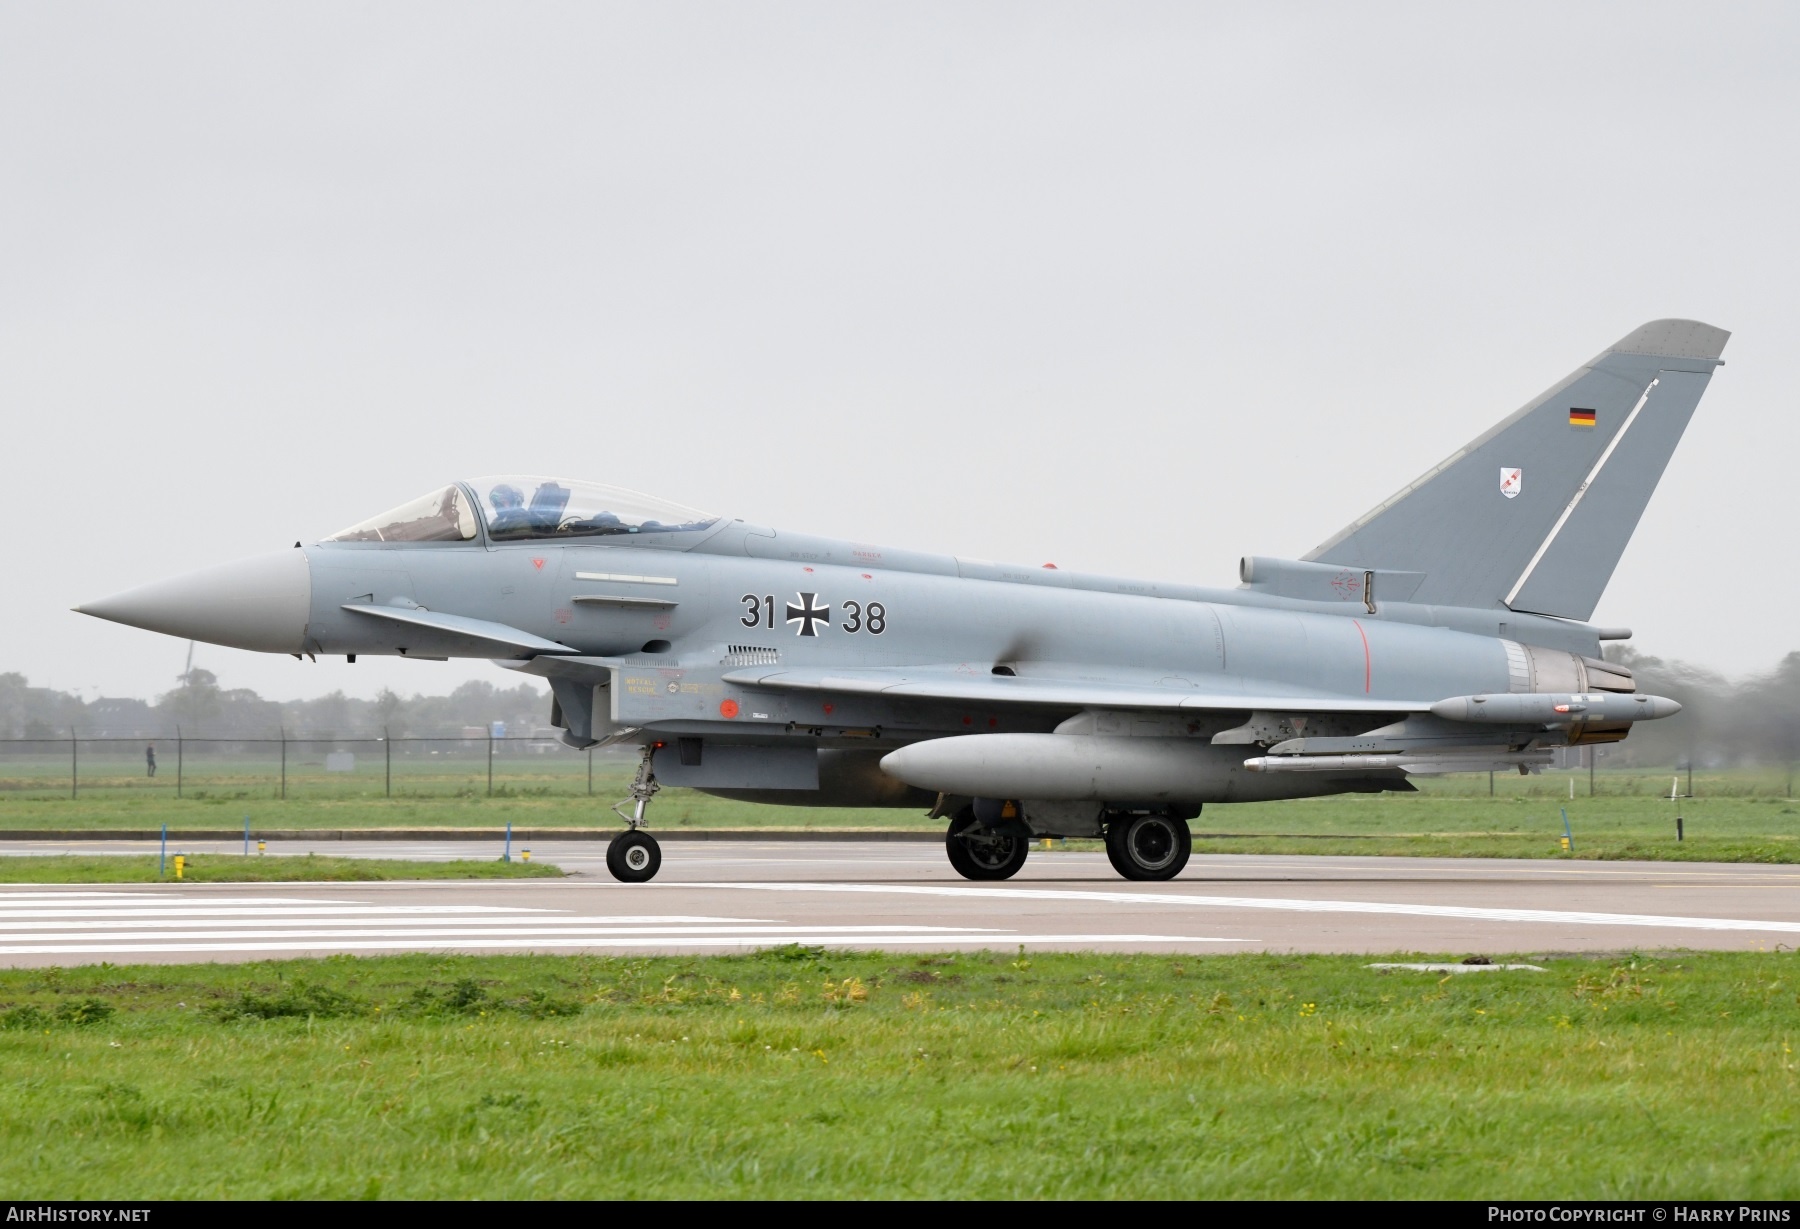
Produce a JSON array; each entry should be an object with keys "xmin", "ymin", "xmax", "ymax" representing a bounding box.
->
[{"xmin": 0, "ymin": 735, "xmax": 633, "ymax": 801}]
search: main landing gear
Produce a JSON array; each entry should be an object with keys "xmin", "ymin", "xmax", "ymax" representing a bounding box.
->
[
  {"xmin": 942, "ymin": 802, "xmax": 1193, "ymax": 882},
  {"xmin": 1103, "ymin": 811, "xmax": 1192, "ymax": 881},
  {"xmin": 606, "ymin": 746, "xmax": 663, "ymax": 883},
  {"xmin": 945, "ymin": 808, "xmax": 1030, "ymax": 881}
]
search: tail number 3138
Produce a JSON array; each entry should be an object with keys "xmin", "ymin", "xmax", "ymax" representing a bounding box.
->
[{"xmin": 739, "ymin": 594, "xmax": 886, "ymax": 634}]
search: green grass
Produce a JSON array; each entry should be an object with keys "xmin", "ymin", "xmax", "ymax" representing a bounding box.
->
[
  {"xmin": 0, "ymin": 785, "xmax": 933, "ymax": 831},
  {"xmin": 0, "ymin": 855, "xmax": 565, "ymax": 883},
  {"xmin": 0, "ymin": 949, "xmax": 1796, "ymax": 1198},
  {"xmin": 0, "ymin": 748, "xmax": 612, "ymax": 801},
  {"xmin": 1195, "ymin": 788, "xmax": 1800, "ymax": 862},
  {"xmin": 1, "ymin": 766, "xmax": 1797, "ymax": 863}
]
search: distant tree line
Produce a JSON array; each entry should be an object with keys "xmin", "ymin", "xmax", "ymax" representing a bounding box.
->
[
  {"xmin": 0, "ymin": 670, "xmax": 553, "ymax": 741},
  {"xmin": 1601, "ymin": 647, "xmax": 1800, "ymax": 769}
]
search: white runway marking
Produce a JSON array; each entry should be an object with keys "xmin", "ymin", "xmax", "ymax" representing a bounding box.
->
[
  {"xmin": 0, "ymin": 919, "xmax": 887, "ymax": 934},
  {"xmin": 0, "ymin": 904, "xmax": 562, "ymax": 919},
  {"xmin": 0, "ymin": 890, "xmax": 1245, "ymax": 957},
  {"xmin": 0, "ymin": 935, "xmax": 1240, "ymax": 956},
  {"xmin": 0, "ymin": 905, "xmax": 758, "ymax": 927},
  {"xmin": 0, "ymin": 925, "xmax": 1009, "ymax": 940},
  {"xmin": 687, "ymin": 881, "xmax": 1800, "ymax": 935}
]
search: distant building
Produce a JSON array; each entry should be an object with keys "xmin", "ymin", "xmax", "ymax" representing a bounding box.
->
[{"xmin": 88, "ymin": 698, "xmax": 156, "ymax": 738}]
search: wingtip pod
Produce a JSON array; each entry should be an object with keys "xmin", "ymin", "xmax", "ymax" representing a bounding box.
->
[
  {"xmin": 1430, "ymin": 693, "xmax": 1681, "ymax": 724},
  {"xmin": 1606, "ymin": 319, "xmax": 1730, "ymax": 362}
]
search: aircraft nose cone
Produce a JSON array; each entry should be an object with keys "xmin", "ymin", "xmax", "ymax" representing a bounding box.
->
[{"xmin": 75, "ymin": 549, "xmax": 311, "ymax": 654}]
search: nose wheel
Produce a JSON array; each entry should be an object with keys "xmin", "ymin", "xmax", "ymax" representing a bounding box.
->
[
  {"xmin": 606, "ymin": 745, "xmax": 664, "ymax": 883},
  {"xmin": 606, "ymin": 829, "xmax": 662, "ymax": 883}
]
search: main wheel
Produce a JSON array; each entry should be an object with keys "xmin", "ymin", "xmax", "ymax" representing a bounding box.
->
[
  {"xmin": 606, "ymin": 829, "xmax": 662, "ymax": 883},
  {"xmin": 1104, "ymin": 813, "xmax": 1191, "ymax": 881},
  {"xmin": 945, "ymin": 811, "xmax": 1029, "ymax": 881}
]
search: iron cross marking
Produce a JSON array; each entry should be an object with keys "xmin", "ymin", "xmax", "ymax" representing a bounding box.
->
[{"xmin": 785, "ymin": 592, "xmax": 829, "ymax": 637}]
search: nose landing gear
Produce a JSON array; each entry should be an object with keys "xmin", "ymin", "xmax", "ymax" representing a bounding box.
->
[{"xmin": 606, "ymin": 746, "xmax": 663, "ymax": 883}]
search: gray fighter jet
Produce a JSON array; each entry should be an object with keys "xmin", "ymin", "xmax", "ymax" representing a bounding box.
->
[{"xmin": 78, "ymin": 320, "xmax": 1723, "ymax": 882}]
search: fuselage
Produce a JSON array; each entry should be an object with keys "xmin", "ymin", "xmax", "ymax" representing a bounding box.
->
[{"xmin": 301, "ymin": 514, "xmax": 1608, "ymax": 739}]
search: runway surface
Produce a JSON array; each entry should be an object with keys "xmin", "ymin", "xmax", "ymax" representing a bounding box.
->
[{"xmin": 1, "ymin": 837, "xmax": 1798, "ymax": 965}]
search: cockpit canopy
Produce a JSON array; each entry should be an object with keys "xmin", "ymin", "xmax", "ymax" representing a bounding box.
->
[
  {"xmin": 323, "ymin": 477, "xmax": 717, "ymax": 544},
  {"xmin": 324, "ymin": 485, "xmax": 477, "ymax": 543}
]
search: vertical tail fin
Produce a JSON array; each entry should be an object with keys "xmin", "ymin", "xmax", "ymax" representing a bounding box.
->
[{"xmin": 1305, "ymin": 320, "xmax": 1728, "ymax": 620}]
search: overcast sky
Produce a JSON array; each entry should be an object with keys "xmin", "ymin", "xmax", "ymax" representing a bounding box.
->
[{"xmin": 3, "ymin": 2, "xmax": 1794, "ymax": 705}]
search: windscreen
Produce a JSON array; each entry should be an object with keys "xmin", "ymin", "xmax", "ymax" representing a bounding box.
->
[
  {"xmin": 470, "ymin": 476, "xmax": 718, "ymax": 541},
  {"xmin": 324, "ymin": 486, "xmax": 478, "ymax": 543}
]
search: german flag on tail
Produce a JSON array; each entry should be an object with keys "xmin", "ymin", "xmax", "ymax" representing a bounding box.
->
[{"xmin": 1569, "ymin": 408, "xmax": 1597, "ymax": 428}]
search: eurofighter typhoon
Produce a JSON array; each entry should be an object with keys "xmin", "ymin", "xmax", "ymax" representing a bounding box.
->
[{"xmin": 78, "ymin": 321, "xmax": 1724, "ymax": 882}]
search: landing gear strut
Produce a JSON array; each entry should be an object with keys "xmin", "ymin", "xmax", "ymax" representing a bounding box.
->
[
  {"xmin": 1104, "ymin": 811, "xmax": 1192, "ymax": 881},
  {"xmin": 606, "ymin": 746, "xmax": 663, "ymax": 883}
]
